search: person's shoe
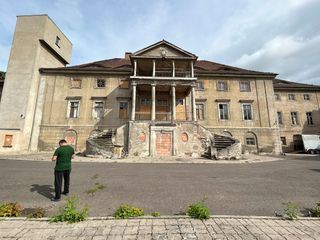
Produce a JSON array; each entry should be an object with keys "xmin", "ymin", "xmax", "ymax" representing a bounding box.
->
[
  {"xmin": 51, "ymin": 198, "xmax": 61, "ymax": 202},
  {"xmin": 62, "ymin": 192, "xmax": 69, "ymax": 196}
]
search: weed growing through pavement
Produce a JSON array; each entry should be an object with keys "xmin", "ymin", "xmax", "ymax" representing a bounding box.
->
[
  {"xmin": 282, "ymin": 202, "xmax": 299, "ymax": 220},
  {"xmin": 50, "ymin": 197, "xmax": 88, "ymax": 223},
  {"xmin": 0, "ymin": 202, "xmax": 23, "ymax": 217},
  {"xmin": 187, "ymin": 197, "xmax": 210, "ymax": 220},
  {"xmin": 151, "ymin": 211, "xmax": 161, "ymax": 217},
  {"xmin": 114, "ymin": 204, "xmax": 144, "ymax": 219}
]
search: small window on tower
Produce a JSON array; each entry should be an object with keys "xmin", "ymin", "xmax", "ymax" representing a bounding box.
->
[{"xmin": 55, "ymin": 36, "xmax": 61, "ymax": 48}]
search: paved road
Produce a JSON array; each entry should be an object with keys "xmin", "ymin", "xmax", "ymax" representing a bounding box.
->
[{"xmin": 0, "ymin": 155, "xmax": 319, "ymax": 217}]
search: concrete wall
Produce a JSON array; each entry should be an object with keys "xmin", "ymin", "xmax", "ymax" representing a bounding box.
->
[
  {"xmin": 0, "ymin": 15, "xmax": 72, "ymax": 153},
  {"xmin": 274, "ymin": 91, "xmax": 320, "ymax": 152}
]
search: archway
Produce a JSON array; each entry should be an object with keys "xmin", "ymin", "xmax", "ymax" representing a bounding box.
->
[{"xmin": 244, "ymin": 131, "xmax": 259, "ymax": 153}]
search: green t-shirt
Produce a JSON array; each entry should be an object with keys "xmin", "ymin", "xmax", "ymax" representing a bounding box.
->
[{"xmin": 53, "ymin": 145, "xmax": 74, "ymax": 171}]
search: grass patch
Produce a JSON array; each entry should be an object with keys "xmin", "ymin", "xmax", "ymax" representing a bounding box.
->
[
  {"xmin": 0, "ymin": 202, "xmax": 23, "ymax": 217},
  {"xmin": 85, "ymin": 182, "xmax": 106, "ymax": 196},
  {"xmin": 187, "ymin": 200, "xmax": 210, "ymax": 220},
  {"xmin": 151, "ymin": 211, "xmax": 161, "ymax": 217},
  {"xmin": 313, "ymin": 201, "xmax": 320, "ymax": 217},
  {"xmin": 50, "ymin": 197, "xmax": 88, "ymax": 223},
  {"xmin": 114, "ymin": 204, "xmax": 144, "ymax": 219},
  {"xmin": 282, "ymin": 202, "xmax": 299, "ymax": 220}
]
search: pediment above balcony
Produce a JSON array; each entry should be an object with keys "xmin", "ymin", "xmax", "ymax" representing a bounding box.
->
[{"xmin": 131, "ymin": 40, "xmax": 197, "ymax": 60}]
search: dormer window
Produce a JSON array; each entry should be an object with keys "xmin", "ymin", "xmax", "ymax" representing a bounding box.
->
[{"xmin": 55, "ymin": 36, "xmax": 61, "ymax": 48}]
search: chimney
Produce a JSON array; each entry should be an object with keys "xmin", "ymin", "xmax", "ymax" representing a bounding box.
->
[{"xmin": 124, "ymin": 52, "xmax": 132, "ymax": 60}]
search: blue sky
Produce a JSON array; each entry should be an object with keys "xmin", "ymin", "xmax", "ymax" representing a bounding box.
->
[{"xmin": 0, "ymin": 0, "xmax": 320, "ymax": 84}]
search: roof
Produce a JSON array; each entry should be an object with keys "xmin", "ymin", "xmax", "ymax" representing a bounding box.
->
[
  {"xmin": 40, "ymin": 58, "xmax": 276, "ymax": 77},
  {"xmin": 273, "ymin": 79, "xmax": 320, "ymax": 91}
]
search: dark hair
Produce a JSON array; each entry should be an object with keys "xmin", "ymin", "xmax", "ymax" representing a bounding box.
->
[{"xmin": 59, "ymin": 139, "xmax": 67, "ymax": 145}]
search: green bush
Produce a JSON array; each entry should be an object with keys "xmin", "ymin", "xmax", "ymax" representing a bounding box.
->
[
  {"xmin": 313, "ymin": 201, "xmax": 320, "ymax": 217},
  {"xmin": 187, "ymin": 201, "xmax": 210, "ymax": 220},
  {"xmin": 114, "ymin": 204, "xmax": 144, "ymax": 219},
  {"xmin": 282, "ymin": 202, "xmax": 299, "ymax": 220},
  {"xmin": 50, "ymin": 197, "xmax": 88, "ymax": 223},
  {"xmin": 151, "ymin": 211, "xmax": 161, "ymax": 217},
  {"xmin": 0, "ymin": 202, "xmax": 23, "ymax": 217}
]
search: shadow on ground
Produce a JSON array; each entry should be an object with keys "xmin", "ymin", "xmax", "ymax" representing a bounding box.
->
[{"xmin": 30, "ymin": 184, "xmax": 54, "ymax": 199}]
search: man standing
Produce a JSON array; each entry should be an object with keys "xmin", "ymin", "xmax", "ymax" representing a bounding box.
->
[{"xmin": 51, "ymin": 139, "xmax": 74, "ymax": 201}]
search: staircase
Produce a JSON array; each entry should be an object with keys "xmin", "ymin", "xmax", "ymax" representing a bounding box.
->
[
  {"xmin": 210, "ymin": 133, "xmax": 241, "ymax": 160},
  {"xmin": 86, "ymin": 130, "xmax": 115, "ymax": 158}
]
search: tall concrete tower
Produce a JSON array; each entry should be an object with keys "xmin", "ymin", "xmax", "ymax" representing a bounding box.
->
[{"xmin": 0, "ymin": 15, "xmax": 72, "ymax": 152}]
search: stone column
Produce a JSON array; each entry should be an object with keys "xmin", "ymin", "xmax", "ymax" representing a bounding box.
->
[
  {"xmin": 190, "ymin": 61, "xmax": 194, "ymax": 78},
  {"xmin": 171, "ymin": 84, "xmax": 176, "ymax": 121},
  {"xmin": 134, "ymin": 60, "xmax": 137, "ymax": 76},
  {"xmin": 191, "ymin": 85, "xmax": 197, "ymax": 121},
  {"xmin": 172, "ymin": 60, "xmax": 175, "ymax": 77},
  {"xmin": 131, "ymin": 82, "xmax": 137, "ymax": 121},
  {"xmin": 151, "ymin": 83, "xmax": 156, "ymax": 121},
  {"xmin": 152, "ymin": 60, "xmax": 156, "ymax": 77}
]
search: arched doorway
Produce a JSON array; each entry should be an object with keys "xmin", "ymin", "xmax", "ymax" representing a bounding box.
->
[
  {"xmin": 244, "ymin": 131, "xmax": 259, "ymax": 153},
  {"xmin": 64, "ymin": 129, "xmax": 77, "ymax": 150}
]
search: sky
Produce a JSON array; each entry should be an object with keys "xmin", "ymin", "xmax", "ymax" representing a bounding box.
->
[{"xmin": 0, "ymin": 0, "xmax": 320, "ymax": 84}]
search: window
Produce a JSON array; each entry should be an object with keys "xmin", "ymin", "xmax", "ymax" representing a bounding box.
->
[
  {"xmin": 70, "ymin": 78, "xmax": 81, "ymax": 88},
  {"xmin": 290, "ymin": 112, "xmax": 298, "ymax": 125},
  {"xmin": 140, "ymin": 98, "xmax": 151, "ymax": 105},
  {"xmin": 157, "ymin": 99, "xmax": 168, "ymax": 106},
  {"xmin": 96, "ymin": 79, "xmax": 106, "ymax": 88},
  {"xmin": 93, "ymin": 101, "xmax": 104, "ymax": 119},
  {"xmin": 245, "ymin": 137, "xmax": 255, "ymax": 145},
  {"xmin": 196, "ymin": 81, "xmax": 204, "ymax": 90},
  {"xmin": 119, "ymin": 102, "xmax": 129, "ymax": 119},
  {"xmin": 68, "ymin": 101, "xmax": 80, "ymax": 118},
  {"xmin": 242, "ymin": 104, "xmax": 253, "ymax": 120},
  {"xmin": 55, "ymin": 36, "xmax": 61, "ymax": 47},
  {"xmin": 218, "ymin": 103, "xmax": 229, "ymax": 120},
  {"xmin": 281, "ymin": 137, "xmax": 287, "ymax": 145},
  {"xmin": 288, "ymin": 94, "xmax": 295, "ymax": 100},
  {"xmin": 303, "ymin": 94, "xmax": 310, "ymax": 100},
  {"xmin": 176, "ymin": 99, "xmax": 183, "ymax": 105},
  {"xmin": 306, "ymin": 112, "xmax": 313, "ymax": 125},
  {"xmin": 240, "ymin": 81, "xmax": 251, "ymax": 92},
  {"xmin": 196, "ymin": 103, "xmax": 205, "ymax": 120},
  {"xmin": 119, "ymin": 79, "xmax": 129, "ymax": 89},
  {"xmin": 277, "ymin": 112, "xmax": 283, "ymax": 125},
  {"xmin": 217, "ymin": 81, "xmax": 228, "ymax": 91},
  {"xmin": 274, "ymin": 94, "xmax": 280, "ymax": 101}
]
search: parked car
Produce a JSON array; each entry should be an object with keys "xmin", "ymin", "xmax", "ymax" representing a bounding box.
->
[{"xmin": 301, "ymin": 135, "xmax": 320, "ymax": 154}]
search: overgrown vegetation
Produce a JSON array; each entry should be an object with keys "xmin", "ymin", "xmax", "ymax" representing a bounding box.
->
[
  {"xmin": 187, "ymin": 200, "xmax": 210, "ymax": 220},
  {"xmin": 0, "ymin": 202, "xmax": 23, "ymax": 217},
  {"xmin": 25, "ymin": 207, "xmax": 46, "ymax": 218},
  {"xmin": 85, "ymin": 182, "xmax": 106, "ymax": 196},
  {"xmin": 282, "ymin": 202, "xmax": 299, "ymax": 220},
  {"xmin": 313, "ymin": 201, "xmax": 320, "ymax": 217},
  {"xmin": 50, "ymin": 197, "xmax": 88, "ymax": 223},
  {"xmin": 151, "ymin": 211, "xmax": 161, "ymax": 217},
  {"xmin": 114, "ymin": 204, "xmax": 144, "ymax": 219}
]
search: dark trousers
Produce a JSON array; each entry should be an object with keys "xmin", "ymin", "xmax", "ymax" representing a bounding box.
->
[{"xmin": 54, "ymin": 169, "xmax": 71, "ymax": 199}]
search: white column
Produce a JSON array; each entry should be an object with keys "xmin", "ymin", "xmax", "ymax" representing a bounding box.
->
[
  {"xmin": 151, "ymin": 83, "xmax": 156, "ymax": 121},
  {"xmin": 134, "ymin": 60, "xmax": 137, "ymax": 76},
  {"xmin": 131, "ymin": 82, "xmax": 137, "ymax": 121},
  {"xmin": 191, "ymin": 85, "xmax": 197, "ymax": 121},
  {"xmin": 171, "ymin": 84, "xmax": 176, "ymax": 121},
  {"xmin": 152, "ymin": 60, "xmax": 156, "ymax": 77},
  {"xmin": 172, "ymin": 60, "xmax": 175, "ymax": 77},
  {"xmin": 190, "ymin": 61, "xmax": 194, "ymax": 78}
]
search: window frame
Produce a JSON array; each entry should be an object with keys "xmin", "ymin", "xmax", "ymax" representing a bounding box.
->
[
  {"xmin": 245, "ymin": 137, "xmax": 256, "ymax": 145},
  {"xmin": 196, "ymin": 81, "xmax": 204, "ymax": 91},
  {"xmin": 274, "ymin": 93, "xmax": 281, "ymax": 101},
  {"xmin": 303, "ymin": 94, "xmax": 310, "ymax": 101},
  {"xmin": 239, "ymin": 81, "xmax": 251, "ymax": 92},
  {"xmin": 195, "ymin": 102, "xmax": 205, "ymax": 121},
  {"xmin": 119, "ymin": 101, "xmax": 129, "ymax": 119},
  {"xmin": 277, "ymin": 111, "xmax": 283, "ymax": 125},
  {"xmin": 67, "ymin": 100, "xmax": 80, "ymax": 119},
  {"xmin": 280, "ymin": 137, "xmax": 287, "ymax": 146},
  {"xmin": 290, "ymin": 111, "xmax": 298, "ymax": 125},
  {"xmin": 70, "ymin": 78, "xmax": 82, "ymax": 89},
  {"xmin": 288, "ymin": 93, "xmax": 295, "ymax": 101},
  {"xmin": 306, "ymin": 112, "xmax": 313, "ymax": 125},
  {"xmin": 55, "ymin": 36, "xmax": 61, "ymax": 48},
  {"xmin": 242, "ymin": 103, "xmax": 253, "ymax": 121},
  {"xmin": 92, "ymin": 101, "xmax": 105, "ymax": 119},
  {"xmin": 218, "ymin": 103, "xmax": 229, "ymax": 120},
  {"xmin": 96, "ymin": 79, "xmax": 106, "ymax": 88},
  {"xmin": 217, "ymin": 81, "xmax": 228, "ymax": 91}
]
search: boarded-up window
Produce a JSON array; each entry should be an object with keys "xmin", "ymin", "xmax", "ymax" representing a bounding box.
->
[
  {"xmin": 3, "ymin": 135, "xmax": 13, "ymax": 147},
  {"xmin": 119, "ymin": 102, "xmax": 129, "ymax": 119},
  {"xmin": 119, "ymin": 79, "xmax": 129, "ymax": 89},
  {"xmin": 70, "ymin": 78, "xmax": 82, "ymax": 88}
]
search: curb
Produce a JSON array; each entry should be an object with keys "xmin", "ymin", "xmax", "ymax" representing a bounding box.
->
[{"xmin": 1, "ymin": 215, "xmax": 319, "ymax": 221}]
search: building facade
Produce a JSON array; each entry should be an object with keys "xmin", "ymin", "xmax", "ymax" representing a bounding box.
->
[{"xmin": 0, "ymin": 15, "xmax": 319, "ymax": 156}]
